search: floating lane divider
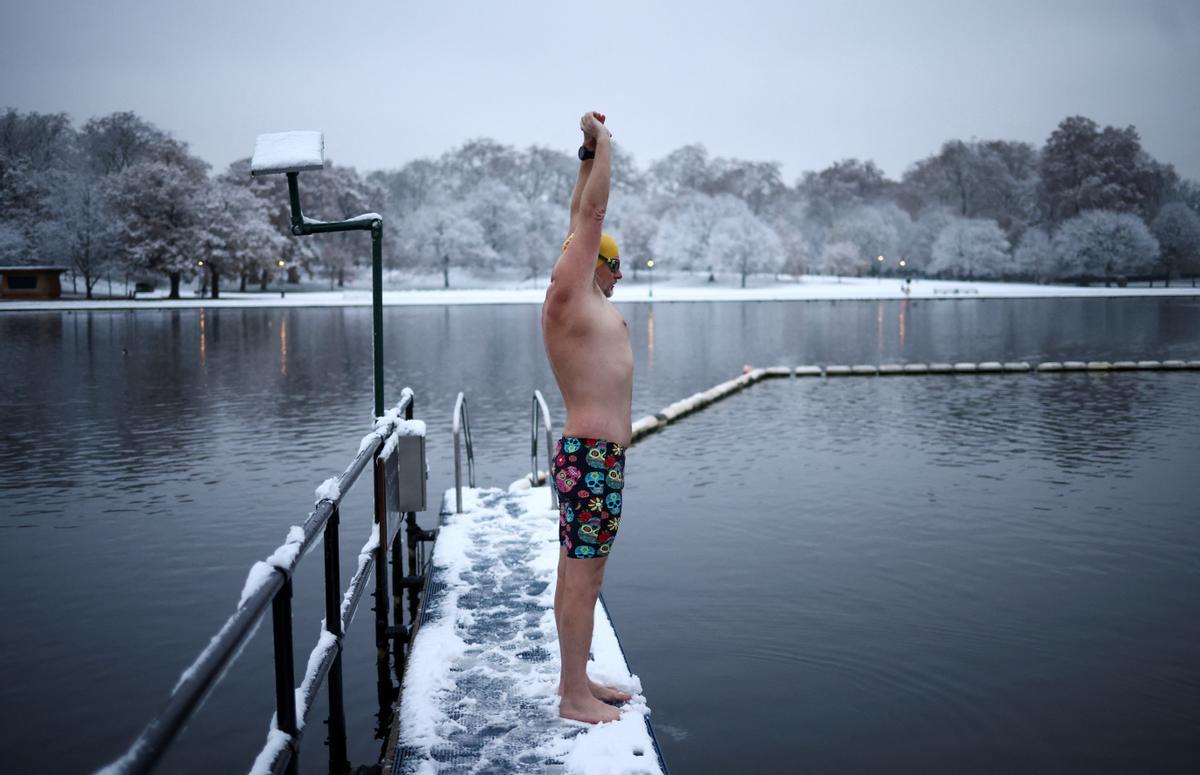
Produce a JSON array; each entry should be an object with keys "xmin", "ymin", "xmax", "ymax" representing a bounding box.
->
[
  {"xmin": 627, "ymin": 359, "xmax": 1200, "ymax": 443},
  {"xmin": 527, "ymin": 358, "xmax": 1200, "ymax": 475}
]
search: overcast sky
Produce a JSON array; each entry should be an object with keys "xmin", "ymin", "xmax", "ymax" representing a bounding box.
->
[{"xmin": 2, "ymin": 0, "xmax": 1198, "ymax": 183}]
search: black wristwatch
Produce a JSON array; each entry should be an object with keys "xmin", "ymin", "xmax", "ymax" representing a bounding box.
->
[{"xmin": 578, "ymin": 145, "xmax": 596, "ymax": 161}]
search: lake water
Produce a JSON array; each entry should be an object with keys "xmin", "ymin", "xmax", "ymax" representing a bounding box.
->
[{"xmin": 1, "ymin": 297, "xmax": 1198, "ymax": 774}]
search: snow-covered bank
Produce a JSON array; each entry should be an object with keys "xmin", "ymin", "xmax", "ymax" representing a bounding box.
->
[{"xmin": 4, "ymin": 275, "xmax": 1199, "ymax": 312}]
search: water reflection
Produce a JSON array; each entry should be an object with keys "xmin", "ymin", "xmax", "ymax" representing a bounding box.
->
[
  {"xmin": 877, "ymin": 300, "xmax": 884, "ymax": 358},
  {"xmin": 1, "ymin": 298, "xmax": 1199, "ymax": 773},
  {"xmin": 646, "ymin": 306, "xmax": 655, "ymax": 370}
]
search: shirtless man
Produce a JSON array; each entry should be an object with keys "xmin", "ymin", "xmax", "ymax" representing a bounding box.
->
[{"xmin": 541, "ymin": 111, "xmax": 633, "ymax": 724}]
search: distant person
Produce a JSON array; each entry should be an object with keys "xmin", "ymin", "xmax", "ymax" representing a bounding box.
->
[{"xmin": 541, "ymin": 110, "xmax": 632, "ymax": 724}]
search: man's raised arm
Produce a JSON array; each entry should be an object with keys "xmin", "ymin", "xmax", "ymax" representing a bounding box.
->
[
  {"xmin": 567, "ymin": 112, "xmax": 606, "ymax": 238},
  {"xmin": 554, "ymin": 112, "xmax": 612, "ymax": 293}
]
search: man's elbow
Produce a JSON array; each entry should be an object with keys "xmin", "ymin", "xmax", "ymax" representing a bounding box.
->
[{"xmin": 580, "ymin": 201, "xmax": 607, "ymax": 223}]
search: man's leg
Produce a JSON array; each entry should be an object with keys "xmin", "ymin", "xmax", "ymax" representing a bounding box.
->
[{"xmin": 555, "ymin": 549, "xmax": 624, "ymax": 723}]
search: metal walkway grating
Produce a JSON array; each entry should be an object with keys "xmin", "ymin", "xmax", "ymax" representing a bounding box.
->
[{"xmin": 390, "ymin": 484, "xmax": 667, "ymax": 774}]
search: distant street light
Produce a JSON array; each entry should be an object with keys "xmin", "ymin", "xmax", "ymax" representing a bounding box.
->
[
  {"xmin": 647, "ymin": 259, "xmax": 655, "ymax": 299},
  {"xmin": 196, "ymin": 259, "xmax": 207, "ymax": 297},
  {"xmin": 877, "ymin": 254, "xmax": 885, "ymax": 282},
  {"xmin": 277, "ymin": 259, "xmax": 286, "ymax": 298}
]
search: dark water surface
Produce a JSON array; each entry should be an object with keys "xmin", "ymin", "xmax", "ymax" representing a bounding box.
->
[{"xmin": 1, "ymin": 297, "xmax": 1198, "ymax": 774}]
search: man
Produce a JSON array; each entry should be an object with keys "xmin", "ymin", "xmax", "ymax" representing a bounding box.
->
[{"xmin": 541, "ymin": 111, "xmax": 633, "ymax": 724}]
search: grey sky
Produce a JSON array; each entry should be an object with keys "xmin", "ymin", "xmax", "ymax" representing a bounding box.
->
[{"xmin": 2, "ymin": 0, "xmax": 1198, "ymax": 182}]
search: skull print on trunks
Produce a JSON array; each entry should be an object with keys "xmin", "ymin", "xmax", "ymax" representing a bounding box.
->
[{"xmin": 552, "ymin": 437, "xmax": 627, "ymax": 559}]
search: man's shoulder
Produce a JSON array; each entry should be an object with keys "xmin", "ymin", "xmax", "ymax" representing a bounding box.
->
[{"xmin": 544, "ymin": 280, "xmax": 601, "ymax": 320}]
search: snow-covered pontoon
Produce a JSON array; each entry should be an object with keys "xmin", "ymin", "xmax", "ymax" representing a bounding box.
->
[{"xmin": 383, "ymin": 391, "xmax": 668, "ymax": 774}]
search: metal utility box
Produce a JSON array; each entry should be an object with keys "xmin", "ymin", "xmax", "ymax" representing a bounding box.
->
[{"xmin": 386, "ymin": 434, "xmax": 427, "ymax": 513}]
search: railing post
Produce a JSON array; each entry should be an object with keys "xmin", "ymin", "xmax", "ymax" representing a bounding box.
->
[
  {"xmin": 373, "ymin": 456, "xmax": 389, "ymax": 655},
  {"xmin": 322, "ymin": 507, "xmax": 348, "ymax": 775},
  {"xmin": 533, "ymin": 390, "xmax": 557, "ymax": 508},
  {"xmin": 530, "ymin": 395, "xmax": 538, "ymax": 485},
  {"xmin": 271, "ymin": 577, "xmax": 299, "ymax": 775},
  {"xmin": 402, "ymin": 396, "xmax": 420, "ymax": 632}
]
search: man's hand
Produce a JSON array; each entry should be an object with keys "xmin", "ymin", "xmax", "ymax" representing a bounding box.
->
[{"xmin": 580, "ymin": 111, "xmax": 611, "ymax": 150}]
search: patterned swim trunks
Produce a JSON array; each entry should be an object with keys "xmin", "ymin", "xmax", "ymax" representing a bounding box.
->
[{"xmin": 553, "ymin": 437, "xmax": 625, "ymax": 560}]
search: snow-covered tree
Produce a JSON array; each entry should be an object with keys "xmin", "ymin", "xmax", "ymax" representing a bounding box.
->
[
  {"xmin": 901, "ymin": 208, "xmax": 955, "ymax": 275},
  {"xmin": 651, "ymin": 192, "xmax": 732, "ymax": 272},
  {"xmin": 818, "ymin": 240, "xmax": 863, "ymax": 278},
  {"xmin": 0, "ymin": 220, "xmax": 28, "ymax": 264},
  {"xmin": 761, "ymin": 191, "xmax": 813, "ymax": 276},
  {"xmin": 109, "ymin": 157, "xmax": 209, "ymax": 298},
  {"xmin": 798, "ymin": 158, "xmax": 892, "ymax": 228},
  {"xmin": 1039, "ymin": 116, "xmax": 1176, "ymax": 224},
  {"xmin": 0, "ymin": 110, "xmax": 78, "ymax": 262},
  {"xmin": 196, "ymin": 180, "xmax": 285, "ymax": 298},
  {"xmin": 707, "ymin": 204, "xmax": 783, "ymax": 287},
  {"xmin": 438, "ymin": 138, "xmax": 521, "ymax": 197},
  {"xmin": 463, "ymin": 179, "xmax": 528, "ymax": 269},
  {"xmin": 708, "ymin": 158, "xmax": 785, "ymax": 215},
  {"xmin": 222, "ymin": 158, "xmax": 320, "ymax": 288},
  {"xmin": 371, "ymin": 158, "xmax": 443, "ymax": 216},
  {"xmin": 1012, "ymin": 227, "xmax": 1052, "ymax": 283},
  {"xmin": 647, "ymin": 144, "xmax": 712, "ymax": 197},
  {"xmin": 1051, "ymin": 209, "xmax": 1159, "ymax": 282},
  {"xmin": 901, "ymin": 139, "xmax": 1038, "ymax": 240},
  {"xmin": 827, "ymin": 204, "xmax": 905, "ymax": 275},
  {"xmin": 397, "ymin": 199, "xmax": 496, "ymax": 287},
  {"xmin": 1150, "ymin": 202, "xmax": 1200, "ymax": 286},
  {"xmin": 512, "ymin": 145, "xmax": 576, "ymax": 205},
  {"xmin": 523, "ymin": 198, "xmax": 566, "ymax": 283},
  {"xmin": 44, "ymin": 172, "xmax": 120, "ymax": 298},
  {"xmin": 603, "ymin": 192, "xmax": 656, "ymax": 277},
  {"xmin": 929, "ymin": 217, "xmax": 1011, "ymax": 279}
]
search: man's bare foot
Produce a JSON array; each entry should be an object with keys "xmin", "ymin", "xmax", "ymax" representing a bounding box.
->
[
  {"xmin": 557, "ymin": 679, "xmax": 633, "ymax": 704},
  {"xmin": 559, "ymin": 693, "xmax": 623, "ymax": 724}
]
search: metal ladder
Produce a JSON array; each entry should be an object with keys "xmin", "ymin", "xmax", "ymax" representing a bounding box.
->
[{"xmin": 451, "ymin": 390, "xmax": 557, "ymax": 513}]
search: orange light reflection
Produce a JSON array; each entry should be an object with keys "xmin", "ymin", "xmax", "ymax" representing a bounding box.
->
[{"xmin": 646, "ymin": 307, "xmax": 655, "ymax": 369}]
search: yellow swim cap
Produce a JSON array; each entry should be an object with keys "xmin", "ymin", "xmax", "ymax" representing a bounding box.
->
[
  {"xmin": 562, "ymin": 232, "xmax": 620, "ymax": 261},
  {"xmin": 598, "ymin": 233, "xmax": 619, "ymax": 260}
]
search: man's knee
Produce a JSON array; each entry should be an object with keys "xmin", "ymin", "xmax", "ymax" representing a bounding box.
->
[{"xmin": 562, "ymin": 557, "xmax": 607, "ymax": 594}]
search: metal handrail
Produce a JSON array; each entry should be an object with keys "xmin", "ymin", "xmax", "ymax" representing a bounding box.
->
[
  {"xmin": 532, "ymin": 390, "xmax": 557, "ymax": 508},
  {"xmin": 106, "ymin": 391, "xmax": 417, "ymax": 775},
  {"xmin": 452, "ymin": 392, "xmax": 475, "ymax": 514}
]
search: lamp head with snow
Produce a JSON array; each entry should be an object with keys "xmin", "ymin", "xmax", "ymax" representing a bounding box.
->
[
  {"xmin": 249, "ymin": 131, "xmax": 325, "ymax": 176},
  {"xmin": 248, "ymin": 129, "xmax": 388, "ymax": 417}
]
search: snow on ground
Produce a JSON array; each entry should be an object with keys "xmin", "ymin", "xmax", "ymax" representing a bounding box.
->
[
  {"xmin": 395, "ymin": 483, "xmax": 661, "ymax": 774},
  {"xmin": 4, "ymin": 273, "xmax": 1198, "ymax": 313}
]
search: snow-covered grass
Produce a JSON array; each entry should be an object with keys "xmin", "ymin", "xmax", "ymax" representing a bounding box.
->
[{"xmin": 6, "ymin": 271, "xmax": 1198, "ymax": 312}]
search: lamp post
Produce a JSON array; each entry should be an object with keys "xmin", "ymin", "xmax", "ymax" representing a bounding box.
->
[
  {"xmin": 251, "ymin": 131, "xmax": 386, "ymax": 417},
  {"xmin": 647, "ymin": 258, "xmax": 655, "ymax": 299},
  {"xmin": 197, "ymin": 259, "xmax": 206, "ymax": 298},
  {"xmin": 277, "ymin": 259, "xmax": 286, "ymax": 298},
  {"xmin": 877, "ymin": 254, "xmax": 885, "ymax": 282}
]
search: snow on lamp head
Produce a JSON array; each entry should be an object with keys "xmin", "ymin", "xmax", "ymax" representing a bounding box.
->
[{"xmin": 250, "ymin": 131, "xmax": 325, "ymax": 176}]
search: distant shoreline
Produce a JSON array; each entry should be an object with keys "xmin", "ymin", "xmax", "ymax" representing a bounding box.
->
[{"xmin": 3, "ymin": 276, "xmax": 1198, "ymax": 313}]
